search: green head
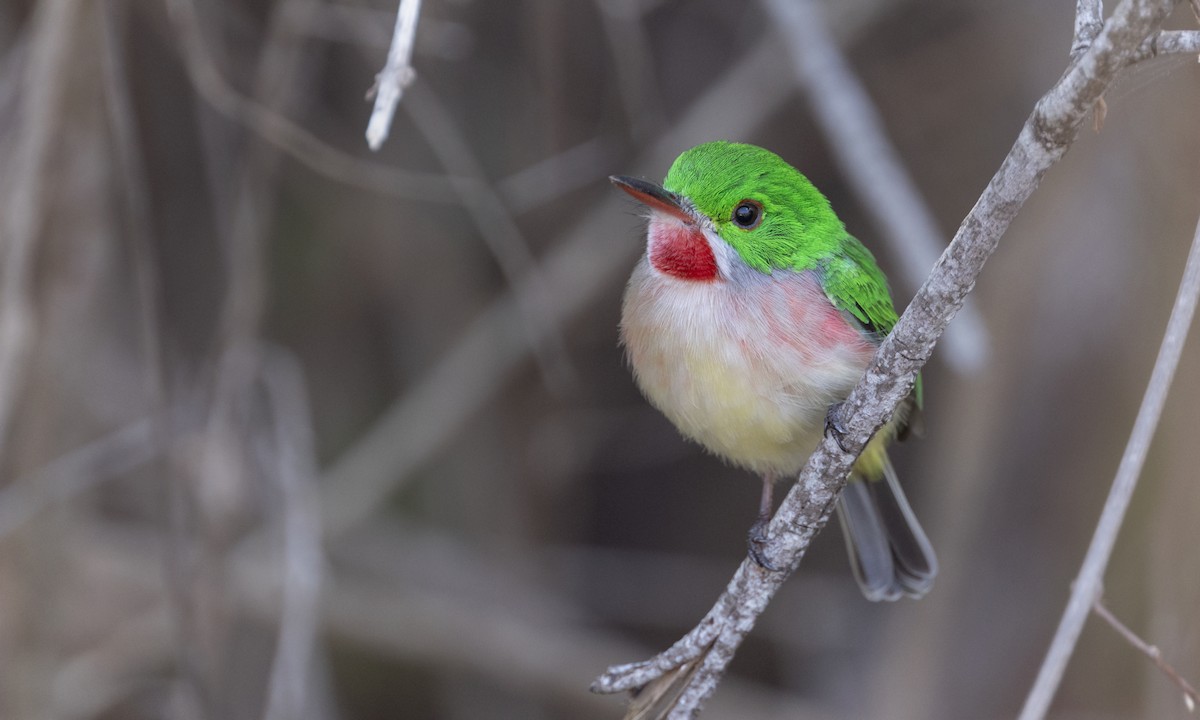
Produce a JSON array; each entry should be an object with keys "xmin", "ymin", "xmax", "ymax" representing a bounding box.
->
[{"xmin": 660, "ymin": 141, "xmax": 848, "ymax": 273}]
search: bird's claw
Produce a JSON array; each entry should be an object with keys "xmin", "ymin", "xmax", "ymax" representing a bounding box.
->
[
  {"xmin": 747, "ymin": 519, "xmax": 781, "ymax": 571},
  {"xmin": 824, "ymin": 402, "xmax": 851, "ymax": 452}
]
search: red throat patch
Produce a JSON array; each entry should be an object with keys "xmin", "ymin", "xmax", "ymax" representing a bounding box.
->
[{"xmin": 648, "ymin": 221, "xmax": 718, "ymax": 281}]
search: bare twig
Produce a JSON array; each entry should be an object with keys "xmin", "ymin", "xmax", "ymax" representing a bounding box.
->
[
  {"xmin": 762, "ymin": 0, "xmax": 989, "ymax": 374},
  {"xmin": 593, "ymin": 0, "xmax": 1181, "ymax": 714},
  {"xmin": 166, "ymin": 0, "xmax": 460, "ymax": 203},
  {"xmin": 365, "ymin": 0, "xmax": 421, "ymax": 150},
  {"xmin": 1093, "ymin": 597, "xmax": 1200, "ymax": 711},
  {"xmin": 305, "ymin": 4, "xmax": 470, "ymax": 61},
  {"xmin": 1018, "ymin": 183, "xmax": 1200, "ymax": 720}
]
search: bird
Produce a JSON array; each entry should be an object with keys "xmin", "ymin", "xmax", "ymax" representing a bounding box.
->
[{"xmin": 610, "ymin": 141, "xmax": 936, "ymax": 601}]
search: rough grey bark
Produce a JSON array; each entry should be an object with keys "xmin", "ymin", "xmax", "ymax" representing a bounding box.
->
[{"xmin": 591, "ymin": 0, "xmax": 1184, "ymax": 716}]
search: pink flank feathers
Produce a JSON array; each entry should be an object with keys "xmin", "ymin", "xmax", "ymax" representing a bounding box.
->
[{"xmin": 621, "ymin": 223, "xmax": 876, "ymax": 477}]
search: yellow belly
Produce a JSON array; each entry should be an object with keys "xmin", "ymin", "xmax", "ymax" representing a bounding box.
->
[{"xmin": 621, "ymin": 259, "xmax": 885, "ymax": 477}]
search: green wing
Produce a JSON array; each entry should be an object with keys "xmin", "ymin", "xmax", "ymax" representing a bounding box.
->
[
  {"xmin": 818, "ymin": 236, "xmax": 898, "ymax": 337},
  {"xmin": 818, "ymin": 237, "xmax": 925, "ymax": 423}
]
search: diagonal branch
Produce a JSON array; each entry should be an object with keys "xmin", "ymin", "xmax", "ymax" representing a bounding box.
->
[
  {"xmin": 592, "ymin": 0, "xmax": 1182, "ymax": 715},
  {"xmin": 365, "ymin": 0, "xmax": 422, "ymax": 150},
  {"xmin": 1017, "ymin": 147, "xmax": 1200, "ymax": 720}
]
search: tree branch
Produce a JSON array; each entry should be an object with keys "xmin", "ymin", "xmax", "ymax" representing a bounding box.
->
[
  {"xmin": 1131, "ymin": 29, "xmax": 1200, "ymax": 62},
  {"xmin": 1073, "ymin": 0, "xmax": 1106, "ymax": 59},
  {"xmin": 1017, "ymin": 140, "xmax": 1200, "ymax": 720},
  {"xmin": 365, "ymin": 0, "xmax": 422, "ymax": 150},
  {"xmin": 592, "ymin": 0, "xmax": 1182, "ymax": 715}
]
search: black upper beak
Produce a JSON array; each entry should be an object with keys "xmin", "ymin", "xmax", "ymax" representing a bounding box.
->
[{"xmin": 609, "ymin": 175, "xmax": 691, "ymax": 223}]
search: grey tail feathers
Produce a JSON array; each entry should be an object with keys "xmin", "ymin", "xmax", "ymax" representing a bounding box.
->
[{"xmin": 835, "ymin": 456, "xmax": 937, "ymax": 602}]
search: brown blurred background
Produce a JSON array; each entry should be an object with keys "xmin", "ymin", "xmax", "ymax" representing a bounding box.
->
[{"xmin": 0, "ymin": 0, "xmax": 1197, "ymax": 718}]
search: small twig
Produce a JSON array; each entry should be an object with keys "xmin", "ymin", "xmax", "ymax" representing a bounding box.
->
[
  {"xmin": 1018, "ymin": 158, "xmax": 1200, "ymax": 720},
  {"xmin": 166, "ymin": 0, "xmax": 460, "ymax": 203},
  {"xmin": 365, "ymin": 0, "xmax": 422, "ymax": 150},
  {"xmin": 1093, "ymin": 597, "xmax": 1200, "ymax": 711}
]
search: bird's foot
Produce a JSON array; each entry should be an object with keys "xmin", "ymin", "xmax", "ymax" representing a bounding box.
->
[
  {"xmin": 824, "ymin": 402, "xmax": 851, "ymax": 452},
  {"xmin": 747, "ymin": 519, "xmax": 780, "ymax": 571}
]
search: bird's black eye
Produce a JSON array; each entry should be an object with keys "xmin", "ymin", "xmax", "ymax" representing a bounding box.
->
[{"xmin": 731, "ymin": 200, "xmax": 763, "ymax": 229}]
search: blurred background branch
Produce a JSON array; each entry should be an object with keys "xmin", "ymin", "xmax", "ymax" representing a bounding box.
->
[{"xmin": 1020, "ymin": 181, "xmax": 1200, "ymax": 720}]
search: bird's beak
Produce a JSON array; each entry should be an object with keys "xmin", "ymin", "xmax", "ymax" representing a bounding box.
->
[{"xmin": 609, "ymin": 175, "xmax": 692, "ymax": 224}]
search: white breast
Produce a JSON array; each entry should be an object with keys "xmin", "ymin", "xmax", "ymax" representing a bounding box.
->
[{"xmin": 620, "ymin": 252, "xmax": 875, "ymax": 476}]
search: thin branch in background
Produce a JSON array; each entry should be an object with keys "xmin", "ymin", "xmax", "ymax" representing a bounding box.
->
[
  {"xmin": 365, "ymin": 0, "xmax": 421, "ymax": 150},
  {"xmin": 165, "ymin": 0, "xmax": 461, "ymax": 203},
  {"xmin": 160, "ymin": 0, "xmax": 334, "ymax": 709},
  {"xmin": 594, "ymin": 0, "xmax": 667, "ymax": 141},
  {"xmin": 1018, "ymin": 202, "xmax": 1200, "ymax": 720},
  {"xmin": 495, "ymin": 136, "xmax": 612, "ymax": 214},
  {"xmin": 0, "ymin": 420, "xmax": 156, "ymax": 540},
  {"xmin": 592, "ymin": 0, "xmax": 1181, "ymax": 713},
  {"xmin": 305, "ymin": 4, "xmax": 472, "ymax": 61},
  {"xmin": 1092, "ymin": 597, "xmax": 1200, "ymax": 712},
  {"xmin": 0, "ymin": 0, "xmax": 79, "ymax": 468},
  {"xmin": 304, "ymin": 4, "xmax": 393, "ymax": 47},
  {"xmin": 259, "ymin": 349, "xmax": 325, "ymax": 720},
  {"xmin": 404, "ymin": 83, "xmax": 577, "ymax": 394},
  {"xmin": 762, "ymin": 0, "xmax": 989, "ymax": 374},
  {"xmin": 100, "ymin": 0, "xmax": 163, "ymax": 400},
  {"xmin": 50, "ymin": 606, "xmax": 174, "ymax": 720}
]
